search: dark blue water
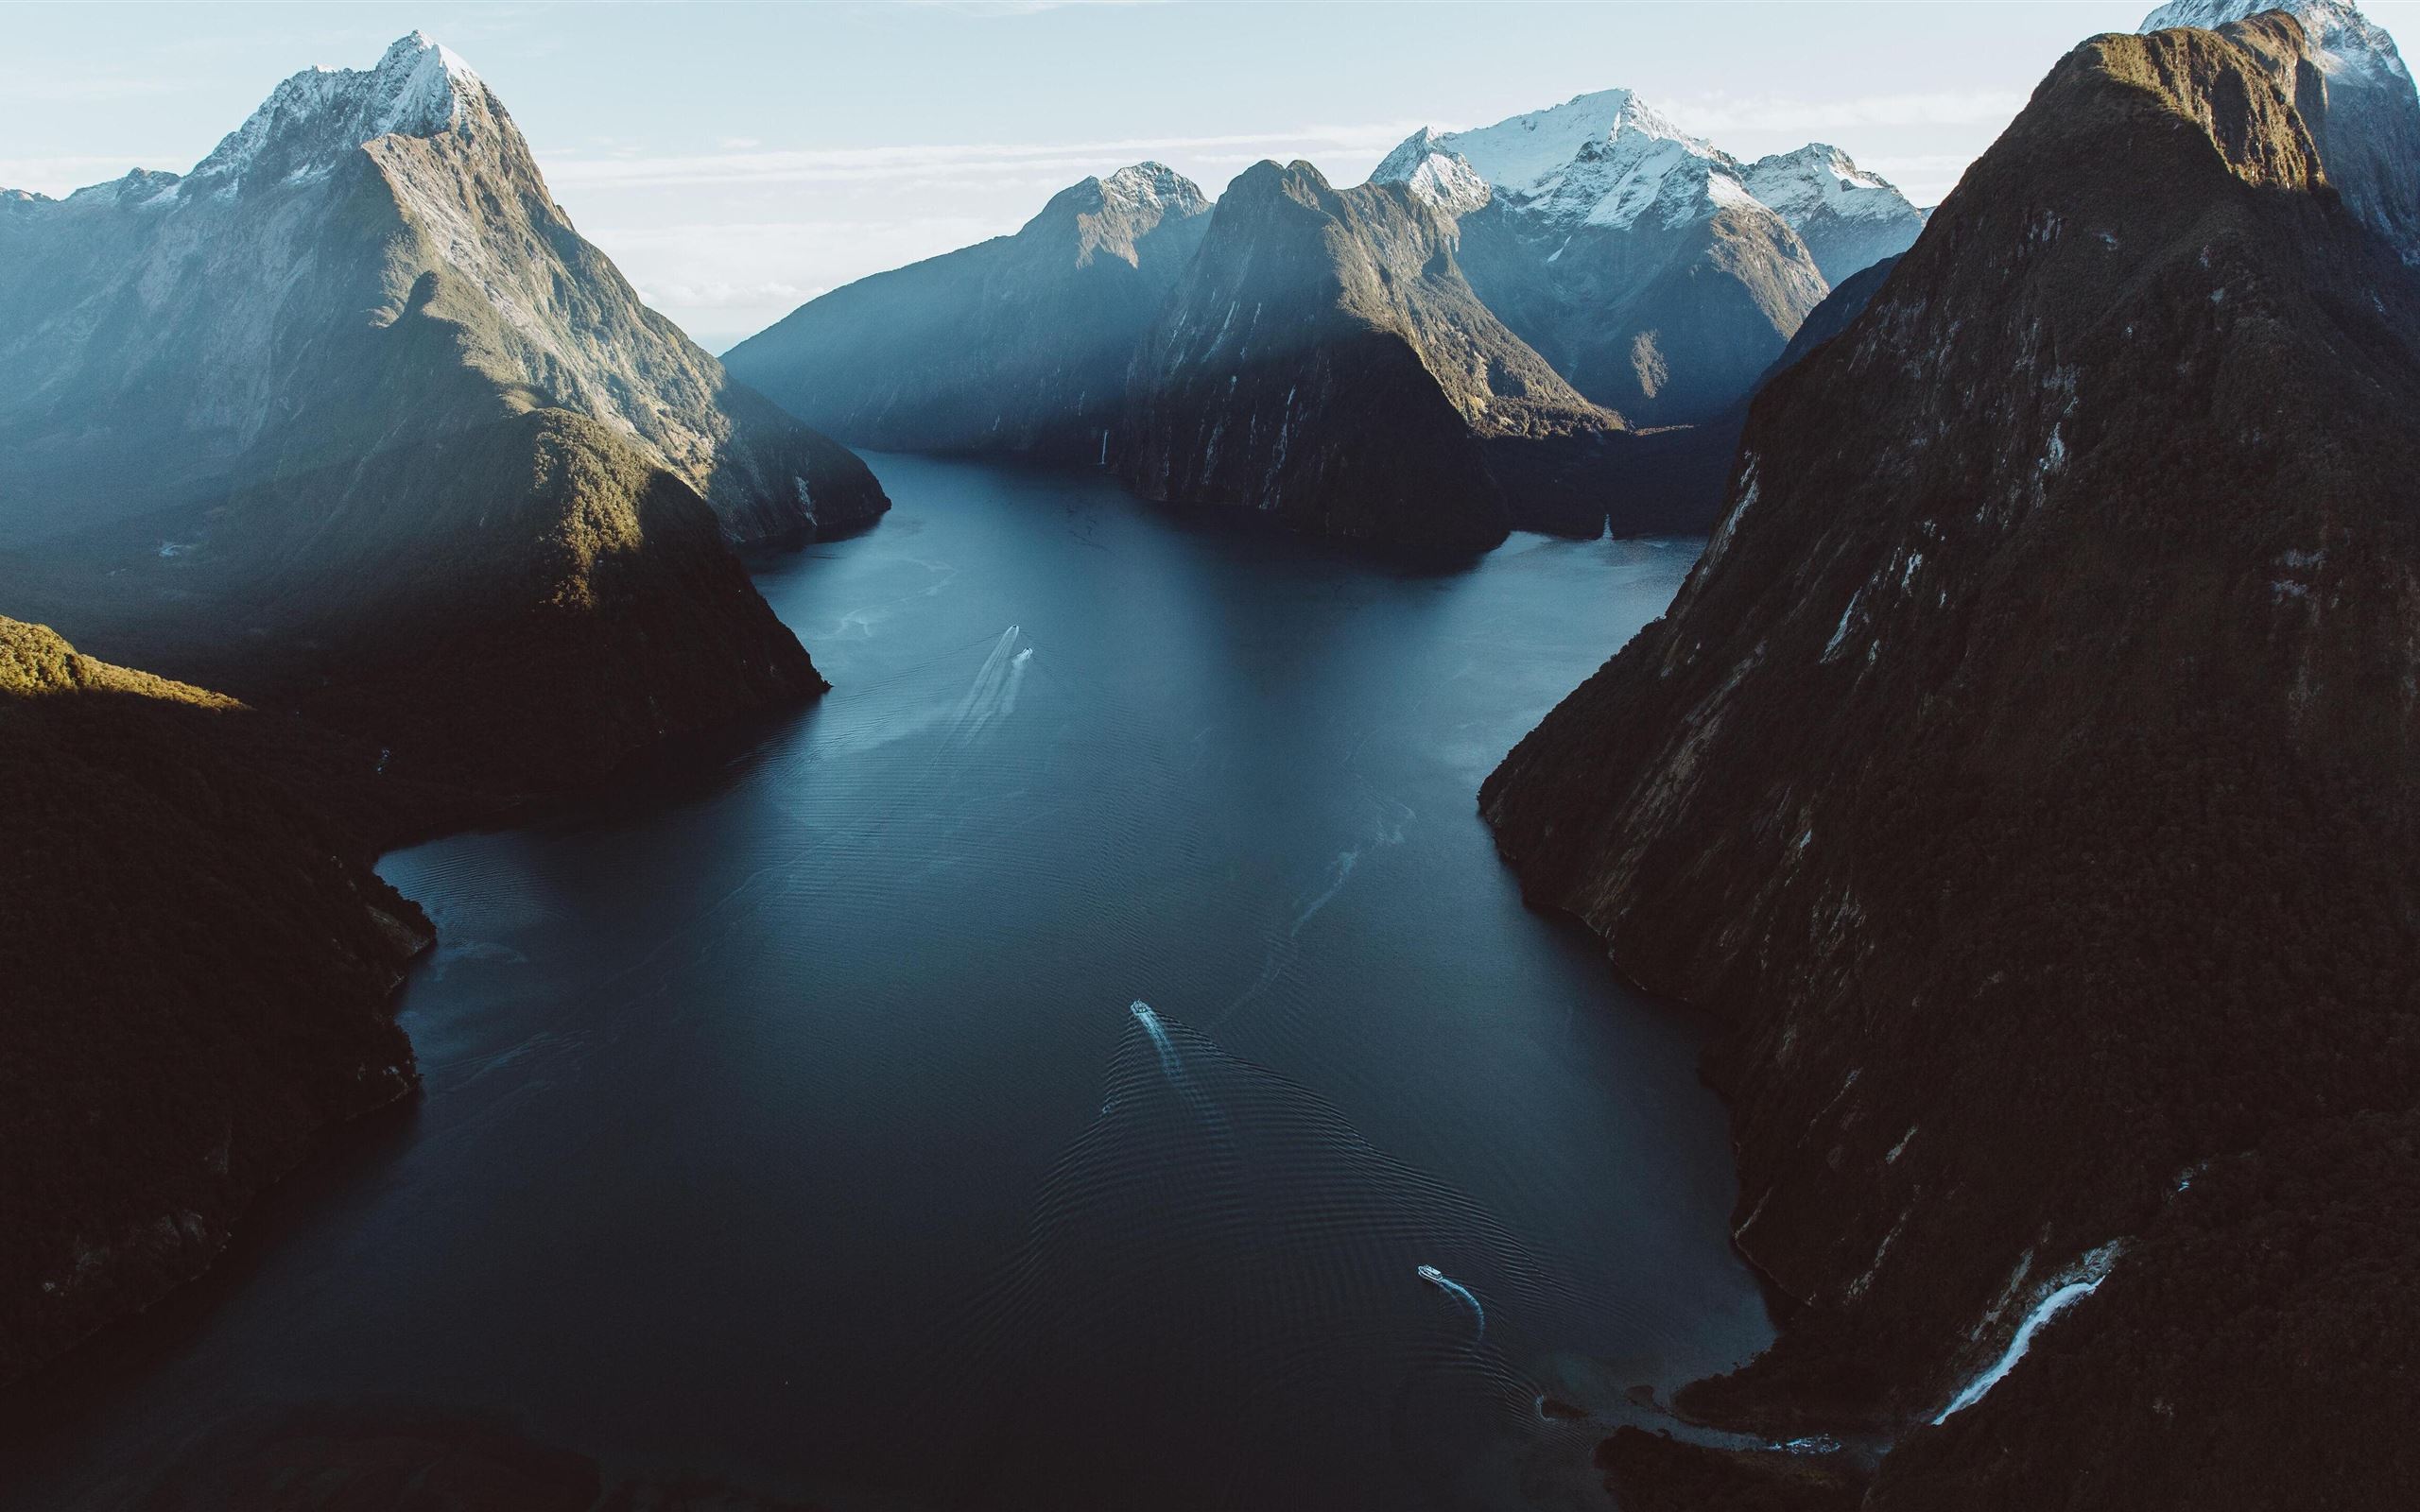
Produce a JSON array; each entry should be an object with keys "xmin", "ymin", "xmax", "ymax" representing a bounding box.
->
[{"xmin": 4, "ymin": 457, "xmax": 1769, "ymax": 1509}]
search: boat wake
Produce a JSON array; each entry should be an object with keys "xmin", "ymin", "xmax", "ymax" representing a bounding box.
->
[
  {"xmin": 1417, "ymin": 1264, "xmax": 1487, "ymax": 1343},
  {"xmin": 948, "ymin": 626, "xmax": 1032, "ymax": 743}
]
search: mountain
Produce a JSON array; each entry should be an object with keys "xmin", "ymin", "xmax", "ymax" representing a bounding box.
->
[
  {"xmin": 725, "ymin": 163, "xmax": 1212, "ymax": 461},
  {"xmin": 1371, "ymin": 92, "xmax": 1919, "ymax": 424},
  {"xmin": 2145, "ymin": 0, "xmax": 2420, "ymax": 261},
  {"xmin": 0, "ymin": 33, "xmax": 883, "ymax": 550},
  {"xmin": 1, "ymin": 618, "xmax": 432, "ymax": 1383},
  {"xmin": 1742, "ymin": 143, "xmax": 1932, "ymax": 285},
  {"xmin": 1117, "ymin": 160, "xmax": 1628, "ymax": 554},
  {"xmin": 1482, "ymin": 12, "xmax": 2420, "ymax": 1506},
  {"xmin": 0, "ymin": 34, "xmax": 874, "ymax": 789}
]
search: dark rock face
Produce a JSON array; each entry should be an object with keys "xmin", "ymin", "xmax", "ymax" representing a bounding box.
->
[
  {"xmin": 1759, "ymin": 253, "xmax": 1902, "ymax": 377},
  {"xmin": 0, "ymin": 34, "xmax": 852, "ymax": 792},
  {"xmin": 109, "ymin": 1402, "xmax": 826, "ymax": 1510},
  {"xmin": 1483, "ymin": 15, "xmax": 2420, "ymax": 1504},
  {"xmin": 1118, "ymin": 160, "xmax": 1627, "ymax": 554},
  {"xmin": 725, "ymin": 163, "xmax": 1211, "ymax": 463},
  {"xmin": 0, "ymin": 619, "xmax": 433, "ymax": 1384},
  {"xmin": 1596, "ymin": 1429, "xmax": 1864, "ymax": 1512},
  {"xmin": 1589, "ymin": 254, "xmax": 1910, "ymax": 537}
]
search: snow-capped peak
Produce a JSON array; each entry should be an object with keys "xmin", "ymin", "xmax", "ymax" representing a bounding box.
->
[
  {"xmin": 1743, "ymin": 144, "xmax": 1916, "ymax": 226},
  {"xmin": 187, "ymin": 32, "xmax": 489, "ymax": 190},
  {"xmin": 1380, "ymin": 88, "xmax": 1745, "ymax": 232},
  {"xmin": 1370, "ymin": 129, "xmax": 1491, "ymax": 215},
  {"xmin": 1099, "ymin": 162, "xmax": 1209, "ymax": 216},
  {"xmin": 2142, "ymin": 0, "xmax": 2412, "ymax": 85}
]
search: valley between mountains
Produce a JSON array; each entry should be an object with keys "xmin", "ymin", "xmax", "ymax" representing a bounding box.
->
[{"xmin": 5, "ymin": 3, "xmax": 2419, "ymax": 1507}]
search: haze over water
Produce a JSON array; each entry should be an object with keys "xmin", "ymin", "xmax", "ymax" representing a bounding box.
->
[{"xmin": 4, "ymin": 457, "xmax": 1771, "ymax": 1509}]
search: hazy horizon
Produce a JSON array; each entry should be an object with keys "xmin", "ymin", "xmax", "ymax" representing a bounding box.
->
[{"xmin": 10, "ymin": 0, "xmax": 2418, "ymax": 352}]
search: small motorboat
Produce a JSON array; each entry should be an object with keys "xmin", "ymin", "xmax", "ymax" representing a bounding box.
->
[{"xmin": 1416, "ymin": 1264, "xmax": 1447, "ymax": 1288}]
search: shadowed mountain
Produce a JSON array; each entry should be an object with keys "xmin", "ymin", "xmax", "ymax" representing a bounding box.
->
[
  {"xmin": 0, "ymin": 33, "xmax": 875, "ymax": 790},
  {"xmin": 1481, "ymin": 11, "xmax": 2420, "ymax": 1506},
  {"xmin": 1117, "ymin": 159, "xmax": 1629, "ymax": 554},
  {"xmin": 725, "ymin": 163, "xmax": 1212, "ymax": 462},
  {"xmin": 0, "ymin": 618, "xmax": 432, "ymax": 1384}
]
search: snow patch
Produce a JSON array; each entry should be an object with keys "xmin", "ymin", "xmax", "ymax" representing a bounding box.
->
[
  {"xmin": 1822, "ymin": 587, "xmax": 1865, "ymax": 662},
  {"xmin": 185, "ymin": 32, "xmax": 484, "ymax": 193}
]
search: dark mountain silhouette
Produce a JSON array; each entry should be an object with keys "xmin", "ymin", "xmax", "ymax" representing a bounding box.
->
[{"xmin": 1482, "ymin": 12, "xmax": 2420, "ymax": 1505}]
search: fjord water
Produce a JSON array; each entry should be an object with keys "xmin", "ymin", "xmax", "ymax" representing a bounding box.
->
[{"xmin": 7, "ymin": 458, "xmax": 1769, "ymax": 1509}]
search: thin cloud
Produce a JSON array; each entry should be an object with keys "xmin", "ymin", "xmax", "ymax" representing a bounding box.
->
[
  {"xmin": 591, "ymin": 215, "xmax": 1011, "ymax": 328},
  {"xmin": 1672, "ymin": 89, "xmax": 2030, "ymax": 135},
  {"xmin": 1, "ymin": 76, "xmax": 190, "ymax": 104},
  {"xmin": 0, "ymin": 153, "xmax": 193, "ymax": 197},
  {"xmin": 538, "ymin": 122, "xmax": 1433, "ymax": 190}
]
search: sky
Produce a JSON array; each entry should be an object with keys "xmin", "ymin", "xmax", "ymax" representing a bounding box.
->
[{"xmin": 8, "ymin": 1, "xmax": 2419, "ymax": 352}]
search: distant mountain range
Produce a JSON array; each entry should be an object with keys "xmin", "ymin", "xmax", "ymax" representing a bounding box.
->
[
  {"xmin": 1486, "ymin": 5, "xmax": 2420, "ymax": 1505},
  {"xmin": 1118, "ymin": 160, "xmax": 1625, "ymax": 554},
  {"xmin": 1370, "ymin": 93, "xmax": 1920, "ymax": 424},
  {"xmin": 726, "ymin": 163, "xmax": 1211, "ymax": 461},
  {"xmin": 730, "ymin": 86, "xmax": 1925, "ymax": 551}
]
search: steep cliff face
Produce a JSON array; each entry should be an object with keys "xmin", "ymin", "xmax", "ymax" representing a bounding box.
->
[
  {"xmin": 1483, "ymin": 15, "xmax": 2420, "ymax": 1504},
  {"xmin": 1371, "ymin": 93, "xmax": 1906, "ymax": 426},
  {"xmin": 726, "ymin": 163, "xmax": 1212, "ymax": 462},
  {"xmin": 0, "ymin": 34, "xmax": 852, "ymax": 791},
  {"xmin": 0, "ymin": 619, "xmax": 433, "ymax": 1384},
  {"xmin": 1119, "ymin": 160, "xmax": 1627, "ymax": 553},
  {"xmin": 0, "ymin": 34, "xmax": 884, "ymax": 550}
]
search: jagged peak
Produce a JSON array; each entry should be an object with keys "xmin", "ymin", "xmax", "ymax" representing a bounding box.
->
[
  {"xmin": 1370, "ymin": 129, "xmax": 1491, "ymax": 215},
  {"xmin": 1396, "ymin": 86, "xmax": 1747, "ymax": 233},
  {"xmin": 1742, "ymin": 142, "xmax": 1917, "ymax": 226},
  {"xmin": 1023, "ymin": 162, "xmax": 1210, "ymax": 266},
  {"xmin": 184, "ymin": 31, "xmax": 492, "ymax": 191},
  {"xmin": 1438, "ymin": 87, "xmax": 1720, "ymax": 202},
  {"xmin": 1098, "ymin": 161, "xmax": 1209, "ymax": 214}
]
